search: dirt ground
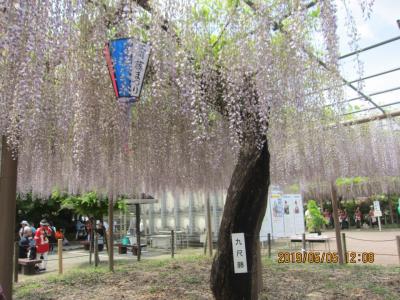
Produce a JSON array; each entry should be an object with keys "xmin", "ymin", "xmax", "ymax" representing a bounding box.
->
[
  {"xmin": 14, "ymin": 250, "xmax": 400, "ymax": 300},
  {"xmin": 294, "ymin": 229, "xmax": 400, "ymax": 265},
  {"xmin": 13, "ymin": 229, "xmax": 400, "ymax": 299}
]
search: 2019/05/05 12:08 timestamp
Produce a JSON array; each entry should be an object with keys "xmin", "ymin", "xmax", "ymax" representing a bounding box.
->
[{"xmin": 277, "ymin": 251, "xmax": 375, "ymax": 264}]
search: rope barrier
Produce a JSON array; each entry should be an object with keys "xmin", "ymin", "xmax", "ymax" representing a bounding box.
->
[
  {"xmin": 46, "ymin": 255, "xmax": 91, "ymax": 262},
  {"xmin": 345, "ymin": 236, "xmax": 396, "ymax": 242}
]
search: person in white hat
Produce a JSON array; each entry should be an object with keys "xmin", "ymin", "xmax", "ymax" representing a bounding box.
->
[
  {"xmin": 19, "ymin": 220, "xmax": 30, "ymax": 239},
  {"xmin": 34, "ymin": 219, "xmax": 53, "ymax": 271}
]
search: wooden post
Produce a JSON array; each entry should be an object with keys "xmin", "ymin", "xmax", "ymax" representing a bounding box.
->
[
  {"xmin": 171, "ymin": 230, "xmax": 175, "ymax": 258},
  {"xmin": 267, "ymin": 233, "xmax": 271, "ymax": 258},
  {"xmin": 377, "ymin": 216, "xmax": 382, "ymax": 232},
  {"xmin": 136, "ymin": 203, "xmax": 141, "ymax": 261},
  {"xmin": 396, "ymin": 236, "xmax": 400, "ymax": 264},
  {"xmin": 330, "ymin": 182, "xmax": 344, "ymax": 264},
  {"xmin": 108, "ymin": 194, "xmax": 114, "ymax": 272},
  {"xmin": 58, "ymin": 239, "xmax": 63, "ymax": 274},
  {"xmin": 94, "ymin": 234, "xmax": 99, "ymax": 267},
  {"xmin": 341, "ymin": 233, "xmax": 347, "ymax": 263},
  {"xmin": 203, "ymin": 230, "xmax": 208, "ymax": 255},
  {"xmin": 89, "ymin": 224, "xmax": 93, "ymax": 265},
  {"xmin": 302, "ymin": 233, "xmax": 306, "ymax": 252},
  {"xmin": 0, "ymin": 136, "xmax": 18, "ymax": 300},
  {"xmin": 118, "ymin": 210, "xmax": 122, "ymax": 240},
  {"xmin": 14, "ymin": 241, "xmax": 19, "ymax": 283},
  {"xmin": 206, "ymin": 194, "xmax": 213, "ymax": 257}
]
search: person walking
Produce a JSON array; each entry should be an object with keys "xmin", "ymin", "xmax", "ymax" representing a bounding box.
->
[
  {"xmin": 354, "ymin": 207, "xmax": 362, "ymax": 229},
  {"xmin": 34, "ymin": 219, "xmax": 53, "ymax": 271}
]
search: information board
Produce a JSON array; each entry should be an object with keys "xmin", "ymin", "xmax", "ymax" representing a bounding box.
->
[{"xmin": 260, "ymin": 191, "xmax": 305, "ymax": 240}]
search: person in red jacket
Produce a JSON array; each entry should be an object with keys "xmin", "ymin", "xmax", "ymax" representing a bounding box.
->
[{"xmin": 34, "ymin": 219, "xmax": 53, "ymax": 271}]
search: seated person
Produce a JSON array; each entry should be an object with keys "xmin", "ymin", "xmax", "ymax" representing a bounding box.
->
[{"xmin": 19, "ymin": 227, "xmax": 36, "ymax": 260}]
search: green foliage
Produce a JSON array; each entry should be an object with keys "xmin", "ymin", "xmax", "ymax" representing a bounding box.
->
[
  {"xmin": 309, "ymin": 6, "xmax": 321, "ymax": 18},
  {"xmin": 288, "ymin": 183, "xmax": 300, "ymax": 193},
  {"xmin": 61, "ymin": 191, "xmax": 127, "ymax": 220},
  {"xmin": 336, "ymin": 176, "xmax": 368, "ymax": 187},
  {"xmin": 306, "ymin": 200, "xmax": 327, "ymax": 233},
  {"xmin": 16, "ymin": 191, "xmax": 74, "ymax": 232}
]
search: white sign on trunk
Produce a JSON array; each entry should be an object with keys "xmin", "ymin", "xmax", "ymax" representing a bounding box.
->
[
  {"xmin": 231, "ymin": 233, "xmax": 248, "ymax": 274},
  {"xmin": 130, "ymin": 41, "xmax": 151, "ymax": 97}
]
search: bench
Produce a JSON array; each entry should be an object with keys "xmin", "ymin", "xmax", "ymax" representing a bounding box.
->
[
  {"xmin": 18, "ymin": 259, "xmax": 42, "ymax": 275},
  {"xmin": 115, "ymin": 243, "xmax": 147, "ymax": 255},
  {"xmin": 80, "ymin": 240, "xmax": 90, "ymax": 250},
  {"xmin": 289, "ymin": 235, "xmax": 330, "ymax": 251},
  {"xmin": 80, "ymin": 241, "xmax": 104, "ymax": 251}
]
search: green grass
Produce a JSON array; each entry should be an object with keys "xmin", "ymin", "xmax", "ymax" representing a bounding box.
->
[
  {"xmin": 182, "ymin": 276, "xmax": 202, "ymax": 285},
  {"xmin": 14, "ymin": 251, "xmax": 400, "ymax": 300},
  {"xmin": 14, "ymin": 282, "xmax": 42, "ymax": 298}
]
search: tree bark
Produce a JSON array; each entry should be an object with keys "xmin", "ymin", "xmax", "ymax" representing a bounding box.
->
[
  {"xmin": 0, "ymin": 136, "xmax": 18, "ymax": 300},
  {"xmin": 210, "ymin": 138, "xmax": 270, "ymax": 300}
]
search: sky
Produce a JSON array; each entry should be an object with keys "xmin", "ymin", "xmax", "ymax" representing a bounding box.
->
[{"xmin": 335, "ymin": 0, "xmax": 400, "ymax": 117}]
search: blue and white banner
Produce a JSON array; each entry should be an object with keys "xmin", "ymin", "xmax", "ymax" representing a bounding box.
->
[{"xmin": 104, "ymin": 38, "xmax": 150, "ymax": 103}]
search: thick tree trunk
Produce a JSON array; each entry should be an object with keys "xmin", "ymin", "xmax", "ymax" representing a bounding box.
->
[
  {"xmin": 210, "ymin": 139, "xmax": 270, "ymax": 300},
  {"xmin": 0, "ymin": 136, "xmax": 18, "ymax": 300}
]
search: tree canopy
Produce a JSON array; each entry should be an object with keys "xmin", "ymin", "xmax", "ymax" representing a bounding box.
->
[{"xmin": 1, "ymin": 0, "xmax": 396, "ymax": 199}]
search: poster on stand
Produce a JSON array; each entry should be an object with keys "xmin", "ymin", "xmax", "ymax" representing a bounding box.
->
[{"xmin": 260, "ymin": 190, "xmax": 305, "ymax": 240}]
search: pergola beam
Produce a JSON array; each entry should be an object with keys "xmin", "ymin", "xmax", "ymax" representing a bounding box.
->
[
  {"xmin": 335, "ymin": 86, "xmax": 400, "ymax": 105},
  {"xmin": 341, "ymin": 110, "xmax": 400, "ymax": 126},
  {"xmin": 342, "ymin": 100, "xmax": 400, "ymax": 116},
  {"xmin": 339, "ymin": 35, "xmax": 400, "ymax": 60}
]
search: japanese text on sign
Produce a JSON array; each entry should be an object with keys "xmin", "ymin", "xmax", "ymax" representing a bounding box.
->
[
  {"xmin": 130, "ymin": 42, "xmax": 150, "ymax": 97},
  {"xmin": 373, "ymin": 201, "xmax": 382, "ymax": 217},
  {"xmin": 231, "ymin": 233, "xmax": 248, "ymax": 274}
]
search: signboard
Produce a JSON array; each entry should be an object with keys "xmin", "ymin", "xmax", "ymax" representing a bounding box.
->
[
  {"xmin": 130, "ymin": 42, "xmax": 151, "ymax": 97},
  {"xmin": 231, "ymin": 233, "xmax": 248, "ymax": 274},
  {"xmin": 260, "ymin": 190, "xmax": 305, "ymax": 240},
  {"xmin": 104, "ymin": 38, "xmax": 150, "ymax": 103},
  {"xmin": 373, "ymin": 201, "xmax": 382, "ymax": 217}
]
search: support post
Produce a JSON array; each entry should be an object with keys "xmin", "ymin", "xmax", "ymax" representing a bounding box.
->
[
  {"xmin": 173, "ymin": 192, "xmax": 180, "ymax": 230},
  {"xmin": 94, "ymin": 233, "xmax": 99, "ymax": 267},
  {"xmin": 302, "ymin": 233, "xmax": 306, "ymax": 252},
  {"xmin": 331, "ymin": 182, "xmax": 344, "ymax": 264},
  {"xmin": 377, "ymin": 216, "xmax": 382, "ymax": 232},
  {"xmin": 108, "ymin": 194, "xmax": 114, "ymax": 272},
  {"xmin": 58, "ymin": 239, "xmax": 63, "ymax": 274},
  {"xmin": 341, "ymin": 233, "xmax": 347, "ymax": 263},
  {"xmin": 14, "ymin": 241, "xmax": 18, "ymax": 283},
  {"xmin": 206, "ymin": 194, "xmax": 213, "ymax": 257},
  {"xmin": 267, "ymin": 233, "xmax": 271, "ymax": 258},
  {"xmin": 203, "ymin": 230, "xmax": 207, "ymax": 255},
  {"xmin": 388, "ymin": 197, "xmax": 394, "ymax": 224},
  {"xmin": 188, "ymin": 193, "xmax": 194, "ymax": 235},
  {"xmin": 161, "ymin": 191, "xmax": 167, "ymax": 228},
  {"xmin": 212, "ymin": 193, "xmax": 218, "ymax": 238},
  {"xmin": 89, "ymin": 223, "xmax": 93, "ymax": 265},
  {"xmin": 136, "ymin": 203, "xmax": 141, "ymax": 261},
  {"xmin": 396, "ymin": 236, "xmax": 400, "ymax": 264},
  {"xmin": 171, "ymin": 230, "xmax": 175, "ymax": 258},
  {"xmin": 0, "ymin": 136, "xmax": 18, "ymax": 300}
]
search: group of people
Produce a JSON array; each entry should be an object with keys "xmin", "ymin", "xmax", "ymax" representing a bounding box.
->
[
  {"xmin": 75, "ymin": 218, "xmax": 108, "ymax": 251},
  {"xmin": 322, "ymin": 206, "xmax": 379, "ymax": 229},
  {"xmin": 18, "ymin": 219, "xmax": 68, "ymax": 272}
]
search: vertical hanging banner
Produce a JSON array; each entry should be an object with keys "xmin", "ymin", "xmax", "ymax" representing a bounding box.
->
[
  {"xmin": 104, "ymin": 38, "xmax": 150, "ymax": 103},
  {"xmin": 231, "ymin": 233, "xmax": 248, "ymax": 274}
]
